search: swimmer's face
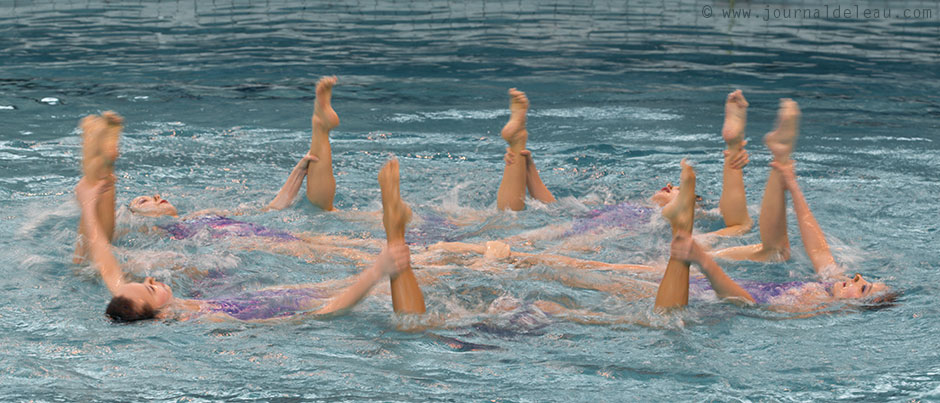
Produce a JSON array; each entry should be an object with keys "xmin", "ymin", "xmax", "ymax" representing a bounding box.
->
[
  {"xmin": 114, "ymin": 277, "xmax": 173, "ymax": 312},
  {"xmin": 129, "ymin": 195, "xmax": 178, "ymax": 217},
  {"xmin": 651, "ymin": 183, "xmax": 679, "ymax": 207},
  {"xmin": 830, "ymin": 273, "xmax": 885, "ymax": 299}
]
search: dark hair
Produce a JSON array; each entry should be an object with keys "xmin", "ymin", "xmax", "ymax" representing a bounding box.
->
[
  {"xmin": 106, "ymin": 296, "xmax": 156, "ymax": 322},
  {"xmin": 859, "ymin": 290, "xmax": 902, "ymax": 311}
]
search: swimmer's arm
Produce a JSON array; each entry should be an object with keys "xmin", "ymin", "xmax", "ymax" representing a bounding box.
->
[
  {"xmin": 76, "ymin": 181, "xmax": 125, "ymax": 295},
  {"xmin": 265, "ymin": 153, "xmax": 318, "ymax": 212},
  {"xmin": 682, "ymin": 239, "xmax": 755, "ymax": 305},
  {"xmin": 774, "ymin": 163, "xmax": 837, "ymax": 276},
  {"xmin": 315, "ymin": 248, "xmax": 396, "ymax": 315},
  {"xmin": 706, "ymin": 222, "xmax": 753, "ymax": 237},
  {"xmin": 428, "ymin": 241, "xmax": 486, "ymax": 255},
  {"xmin": 521, "ymin": 150, "xmax": 556, "ymax": 204},
  {"xmin": 523, "ymin": 252, "xmax": 658, "ymax": 273},
  {"xmin": 506, "ymin": 149, "xmax": 555, "ymax": 204},
  {"xmin": 184, "ymin": 209, "xmax": 235, "ymax": 219}
]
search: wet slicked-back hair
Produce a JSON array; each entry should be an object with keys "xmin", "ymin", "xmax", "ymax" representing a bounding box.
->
[
  {"xmin": 860, "ymin": 290, "xmax": 902, "ymax": 311},
  {"xmin": 106, "ymin": 296, "xmax": 156, "ymax": 322}
]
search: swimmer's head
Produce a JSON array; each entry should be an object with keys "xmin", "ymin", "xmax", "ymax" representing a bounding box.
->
[
  {"xmin": 651, "ymin": 183, "xmax": 679, "ymax": 207},
  {"xmin": 859, "ymin": 290, "xmax": 901, "ymax": 311},
  {"xmin": 829, "ymin": 273, "xmax": 887, "ymax": 300},
  {"xmin": 129, "ymin": 194, "xmax": 178, "ymax": 217},
  {"xmin": 651, "ymin": 183, "xmax": 704, "ymax": 207},
  {"xmin": 106, "ymin": 277, "xmax": 173, "ymax": 322},
  {"xmin": 484, "ymin": 241, "xmax": 511, "ymax": 260}
]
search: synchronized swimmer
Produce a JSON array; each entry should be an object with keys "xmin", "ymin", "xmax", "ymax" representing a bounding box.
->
[{"xmin": 70, "ymin": 76, "xmax": 896, "ymax": 326}]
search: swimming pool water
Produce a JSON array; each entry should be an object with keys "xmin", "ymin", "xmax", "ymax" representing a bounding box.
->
[{"xmin": 2, "ymin": 0, "xmax": 939, "ymax": 400}]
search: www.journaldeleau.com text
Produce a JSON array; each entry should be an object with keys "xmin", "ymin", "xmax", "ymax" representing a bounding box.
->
[{"xmin": 701, "ymin": 5, "xmax": 933, "ymax": 21}]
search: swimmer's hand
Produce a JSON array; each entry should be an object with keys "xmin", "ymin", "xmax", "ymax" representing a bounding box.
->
[
  {"xmin": 75, "ymin": 178, "xmax": 109, "ymax": 208},
  {"xmin": 504, "ymin": 148, "xmax": 534, "ymax": 166},
  {"xmin": 723, "ymin": 147, "xmax": 750, "ymax": 170},
  {"xmin": 299, "ymin": 153, "xmax": 319, "ymax": 167},
  {"xmin": 378, "ymin": 244, "xmax": 411, "ymax": 279},
  {"xmin": 669, "ymin": 232, "xmax": 700, "ymax": 263},
  {"xmin": 769, "ymin": 161, "xmax": 798, "ymax": 189},
  {"xmin": 293, "ymin": 153, "xmax": 320, "ymax": 172}
]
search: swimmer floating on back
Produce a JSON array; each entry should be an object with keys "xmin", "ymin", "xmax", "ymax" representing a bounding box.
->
[
  {"xmin": 653, "ymin": 100, "xmax": 897, "ymax": 312},
  {"xmin": 112, "ymin": 77, "xmax": 376, "ymax": 261},
  {"xmin": 76, "ymin": 159, "xmax": 418, "ymax": 322},
  {"xmin": 499, "ymin": 89, "xmax": 752, "ymax": 245}
]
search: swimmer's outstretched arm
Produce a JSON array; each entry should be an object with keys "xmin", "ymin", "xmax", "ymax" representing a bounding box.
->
[
  {"xmin": 771, "ymin": 161, "xmax": 837, "ymax": 274},
  {"xmin": 496, "ymin": 89, "xmax": 529, "ymax": 211},
  {"xmin": 671, "ymin": 232, "xmax": 754, "ymax": 305},
  {"xmin": 265, "ymin": 153, "xmax": 318, "ymax": 211},
  {"xmin": 75, "ymin": 179, "xmax": 125, "ymax": 295},
  {"xmin": 306, "ymin": 76, "xmax": 339, "ymax": 211},
  {"xmin": 505, "ymin": 149, "xmax": 555, "ymax": 204},
  {"xmin": 315, "ymin": 245, "xmax": 410, "ymax": 315}
]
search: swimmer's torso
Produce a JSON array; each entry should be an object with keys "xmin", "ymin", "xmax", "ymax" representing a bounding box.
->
[
  {"xmin": 563, "ymin": 202, "xmax": 653, "ymax": 237},
  {"xmin": 160, "ymin": 215, "xmax": 299, "ymax": 241},
  {"xmin": 198, "ymin": 287, "xmax": 326, "ymax": 321},
  {"xmin": 691, "ymin": 278, "xmax": 829, "ymax": 305}
]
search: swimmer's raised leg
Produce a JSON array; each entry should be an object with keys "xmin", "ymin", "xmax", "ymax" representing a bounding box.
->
[
  {"xmin": 305, "ymin": 76, "xmax": 339, "ymax": 211},
  {"xmin": 654, "ymin": 159, "xmax": 696, "ymax": 309},
  {"xmin": 712, "ymin": 90, "xmax": 753, "ymax": 236},
  {"xmin": 496, "ymin": 88, "xmax": 529, "ymax": 211},
  {"xmin": 74, "ymin": 112, "xmax": 123, "ymax": 264},
  {"xmin": 712, "ymin": 99, "xmax": 799, "ymax": 261},
  {"xmin": 756, "ymin": 99, "xmax": 800, "ymax": 254},
  {"xmin": 764, "ymin": 99, "xmax": 799, "ymax": 164},
  {"xmin": 380, "ymin": 159, "xmax": 426, "ymax": 314}
]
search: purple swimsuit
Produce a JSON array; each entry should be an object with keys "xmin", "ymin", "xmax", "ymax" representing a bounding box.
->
[
  {"xmin": 201, "ymin": 287, "xmax": 326, "ymax": 320},
  {"xmin": 563, "ymin": 202, "xmax": 653, "ymax": 237},
  {"xmin": 160, "ymin": 215, "xmax": 299, "ymax": 241},
  {"xmin": 406, "ymin": 214, "xmax": 461, "ymax": 246},
  {"xmin": 691, "ymin": 278, "xmax": 827, "ymax": 305}
]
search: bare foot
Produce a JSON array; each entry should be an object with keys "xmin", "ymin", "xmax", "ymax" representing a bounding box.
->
[
  {"xmin": 79, "ymin": 114, "xmax": 112, "ymax": 180},
  {"xmin": 721, "ymin": 90, "xmax": 748, "ymax": 152},
  {"xmin": 501, "ymin": 88, "xmax": 529, "ymax": 152},
  {"xmin": 379, "ymin": 159, "xmax": 412, "ymax": 242},
  {"xmin": 661, "ymin": 159, "xmax": 696, "ymax": 233},
  {"xmin": 764, "ymin": 98, "xmax": 800, "ymax": 162},
  {"xmin": 100, "ymin": 111, "xmax": 123, "ymax": 163},
  {"xmin": 313, "ymin": 76, "xmax": 339, "ymax": 132}
]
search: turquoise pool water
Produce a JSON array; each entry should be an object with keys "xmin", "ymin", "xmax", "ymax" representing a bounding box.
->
[{"xmin": 2, "ymin": 1, "xmax": 939, "ymax": 400}]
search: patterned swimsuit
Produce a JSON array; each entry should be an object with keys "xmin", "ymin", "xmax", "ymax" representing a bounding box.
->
[{"xmin": 160, "ymin": 215, "xmax": 299, "ymax": 241}]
